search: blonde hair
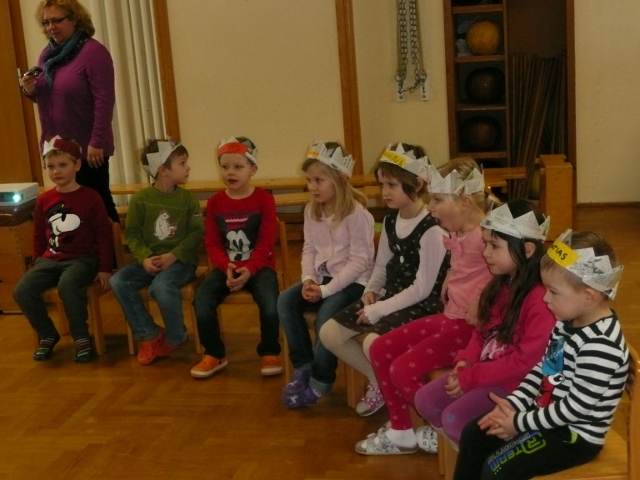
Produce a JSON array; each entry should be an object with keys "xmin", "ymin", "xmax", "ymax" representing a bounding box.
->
[
  {"xmin": 37, "ymin": 0, "xmax": 95, "ymax": 37},
  {"xmin": 437, "ymin": 157, "xmax": 495, "ymax": 212},
  {"xmin": 302, "ymin": 158, "xmax": 367, "ymax": 227}
]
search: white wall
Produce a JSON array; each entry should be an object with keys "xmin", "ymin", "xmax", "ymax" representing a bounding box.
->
[
  {"xmin": 574, "ymin": 1, "xmax": 640, "ymax": 203},
  {"xmin": 353, "ymin": 0, "xmax": 449, "ymax": 171},
  {"xmin": 18, "ymin": 0, "xmax": 640, "ymax": 203},
  {"xmin": 165, "ymin": 0, "xmax": 344, "ymax": 181}
]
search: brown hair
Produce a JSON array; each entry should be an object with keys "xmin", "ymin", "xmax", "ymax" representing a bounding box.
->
[
  {"xmin": 36, "ymin": 0, "xmax": 95, "ymax": 37},
  {"xmin": 139, "ymin": 138, "xmax": 189, "ymax": 178},
  {"xmin": 373, "ymin": 143, "xmax": 427, "ymax": 200}
]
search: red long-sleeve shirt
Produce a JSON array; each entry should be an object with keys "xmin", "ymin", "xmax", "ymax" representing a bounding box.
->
[
  {"xmin": 204, "ymin": 188, "xmax": 276, "ymax": 275},
  {"xmin": 33, "ymin": 186, "xmax": 114, "ymax": 273}
]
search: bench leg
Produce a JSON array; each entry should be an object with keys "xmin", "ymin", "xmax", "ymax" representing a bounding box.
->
[
  {"xmin": 187, "ymin": 299, "xmax": 202, "ymax": 354},
  {"xmin": 345, "ymin": 364, "xmax": 367, "ymax": 409},
  {"xmin": 88, "ymin": 292, "xmax": 105, "ymax": 355},
  {"xmin": 442, "ymin": 435, "xmax": 459, "ymax": 480}
]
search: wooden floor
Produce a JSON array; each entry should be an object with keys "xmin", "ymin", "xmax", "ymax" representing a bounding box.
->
[{"xmin": 0, "ymin": 205, "xmax": 638, "ymax": 480}]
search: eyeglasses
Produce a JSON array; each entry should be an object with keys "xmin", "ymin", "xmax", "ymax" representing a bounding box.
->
[{"xmin": 41, "ymin": 16, "xmax": 68, "ymax": 27}]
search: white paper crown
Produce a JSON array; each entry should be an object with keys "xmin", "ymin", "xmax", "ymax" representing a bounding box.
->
[
  {"xmin": 217, "ymin": 137, "xmax": 258, "ymax": 164},
  {"xmin": 481, "ymin": 203, "xmax": 550, "ymax": 241},
  {"xmin": 378, "ymin": 143, "xmax": 429, "ymax": 180},
  {"xmin": 427, "ymin": 164, "xmax": 485, "ymax": 195},
  {"xmin": 144, "ymin": 139, "xmax": 181, "ymax": 177},
  {"xmin": 547, "ymin": 229, "xmax": 624, "ymax": 299},
  {"xmin": 307, "ymin": 141, "xmax": 355, "ymax": 178}
]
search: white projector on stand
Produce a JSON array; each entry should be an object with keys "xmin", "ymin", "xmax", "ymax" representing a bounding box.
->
[{"xmin": 0, "ymin": 183, "xmax": 39, "ymax": 207}]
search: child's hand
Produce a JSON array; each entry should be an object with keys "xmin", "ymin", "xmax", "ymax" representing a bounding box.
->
[
  {"xmin": 445, "ymin": 371, "xmax": 463, "ymax": 398},
  {"xmin": 142, "ymin": 257, "xmax": 161, "ymax": 274},
  {"xmin": 362, "ymin": 291, "xmax": 377, "ymax": 306},
  {"xmin": 355, "ymin": 307, "xmax": 371, "ymax": 325},
  {"xmin": 465, "ymin": 298, "xmax": 480, "ymax": 326},
  {"xmin": 479, "ymin": 392, "xmax": 517, "ymax": 440},
  {"xmin": 227, "ymin": 266, "xmax": 250, "ymax": 292},
  {"xmin": 226, "ymin": 263, "xmax": 237, "ymax": 280},
  {"xmin": 153, "ymin": 252, "xmax": 177, "ymax": 271},
  {"xmin": 302, "ymin": 280, "xmax": 321, "ymax": 303},
  {"xmin": 95, "ymin": 272, "xmax": 112, "ymax": 291}
]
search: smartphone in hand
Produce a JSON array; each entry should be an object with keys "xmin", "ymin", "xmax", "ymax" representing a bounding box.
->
[{"xmin": 25, "ymin": 66, "xmax": 43, "ymax": 77}]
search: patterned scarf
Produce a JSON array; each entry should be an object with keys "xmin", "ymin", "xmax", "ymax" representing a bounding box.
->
[{"xmin": 43, "ymin": 30, "xmax": 88, "ymax": 85}]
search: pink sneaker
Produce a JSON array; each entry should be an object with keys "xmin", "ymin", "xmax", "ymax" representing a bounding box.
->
[{"xmin": 355, "ymin": 383, "xmax": 385, "ymax": 416}]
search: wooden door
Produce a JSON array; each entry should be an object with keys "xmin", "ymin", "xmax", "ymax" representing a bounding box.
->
[{"xmin": 0, "ymin": 0, "xmax": 39, "ymax": 184}]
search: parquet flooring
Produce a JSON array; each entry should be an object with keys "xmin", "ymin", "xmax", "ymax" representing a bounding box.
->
[{"xmin": 0, "ymin": 205, "xmax": 637, "ymax": 479}]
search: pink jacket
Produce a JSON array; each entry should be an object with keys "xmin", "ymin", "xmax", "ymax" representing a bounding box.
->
[{"xmin": 454, "ymin": 284, "xmax": 556, "ymax": 393}]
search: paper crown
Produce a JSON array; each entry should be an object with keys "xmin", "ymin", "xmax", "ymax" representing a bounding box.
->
[
  {"xmin": 143, "ymin": 139, "xmax": 181, "ymax": 178},
  {"xmin": 378, "ymin": 143, "xmax": 429, "ymax": 180},
  {"xmin": 307, "ymin": 141, "xmax": 355, "ymax": 178},
  {"xmin": 547, "ymin": 229, "xmax": 624, "ymax": 299},
  {"xmin": 217, "ymin": 137, "xmax": 258, "ymax": 164},
  {"xmin": 42, "ymin": 135, "xmax": 82, "ymax": 160},
  {"xmin": 427, "ymin": 164, "xmax": 485, "ymax": 195},
  {"xmin": 481, "ymin": 203, "xmax": 550, "ymax": 241}
]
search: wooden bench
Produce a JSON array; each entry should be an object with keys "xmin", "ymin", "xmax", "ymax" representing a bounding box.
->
[
  {"xmin": 108, "ymin": 155, "xmax": 572, "ymax": 239},
  {"xmin": 438, "ymin": 343, "xmax": 639, "ymax": 480},
  {"xmin": 107, "ymin": 169, "xmax": 528, "ymax": 197}
]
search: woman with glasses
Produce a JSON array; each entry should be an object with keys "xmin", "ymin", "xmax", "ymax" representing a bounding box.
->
[{"xmin": 21, "ymin": 0, "xmax": 118, "ymax": 224}]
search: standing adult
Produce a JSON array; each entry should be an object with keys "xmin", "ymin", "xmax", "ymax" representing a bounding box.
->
[{"xmin": 21, "ymin": 0, "xmax": 119, "ymax": 223}]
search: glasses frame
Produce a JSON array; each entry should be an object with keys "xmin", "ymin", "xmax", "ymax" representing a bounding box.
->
[{"xmin": 41, "ymin": 15, "xmax": 69, "ymax": 27}]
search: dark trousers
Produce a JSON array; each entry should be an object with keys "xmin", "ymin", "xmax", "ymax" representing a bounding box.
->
[
  {"xmin": 13, "ymin": 257, "xmax": 97, "ymax": 340},
  {"xmin": 77, "ymin": 157, "xmax": 119, "ymax": 224},
  {"xmin": 194, "ymin": 268, "xmax": 281, "ymax": 359},
  {"xmin": 454, "ymin": 416, "xmax": 602, "ymax": 480}
]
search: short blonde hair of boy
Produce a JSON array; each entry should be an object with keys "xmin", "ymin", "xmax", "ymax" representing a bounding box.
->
[
  {"xmin": 540, "ymin": 230, "xmax": 619, "ymax": 297},
  {"xmin": 302, "ymin": 158, "xmax": 368, "ymax": 227},
  {"xmin": 436, "ymin": 157, "xmax": 494, "ymax": 212}
]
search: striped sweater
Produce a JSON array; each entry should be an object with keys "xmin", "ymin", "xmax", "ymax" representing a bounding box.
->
[{"xmin": 507, "ymin": 312, "xmax": 629, "ymax": 446}]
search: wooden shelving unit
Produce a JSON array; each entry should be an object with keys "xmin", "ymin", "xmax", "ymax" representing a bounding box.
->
[{"xmin": 442, "ymin": 0, "xmax": 575, "ymax": 174}]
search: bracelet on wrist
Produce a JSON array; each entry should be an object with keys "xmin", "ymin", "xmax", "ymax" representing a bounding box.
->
[{"xmin": 21, "ymin": 86, "xmax": 35, "ymax": 96}]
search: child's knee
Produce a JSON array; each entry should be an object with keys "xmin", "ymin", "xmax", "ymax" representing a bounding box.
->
[
  {"xmin": 367, "ymin": 334, "xmax": 386, "ymax": 362},
  {"xmin": 318, "ymin": 318, "xmax": 338, "ymax": 347},
  {"xmin": 13, "ymin": 281, "xmax": 30, "ymax": 304},
  {"xmin": 148, "ymin": 279, "xmax": 179, "ymax": 298},
  {"xmin": 109, "ymin": 272, "xmax": 125, "ymax": 293}
]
